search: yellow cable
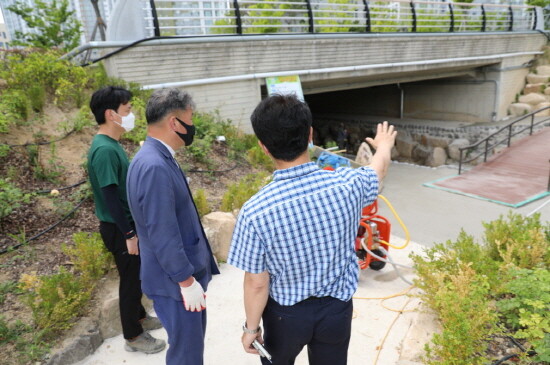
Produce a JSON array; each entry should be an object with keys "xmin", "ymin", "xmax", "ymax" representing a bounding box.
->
[
  {"xmin": 353, "ymin": 285, "xmax": 414, "ymax": 301},
  {"xmin": 373, "ymin": 296, "xmax": 414, "ymax": 365},
  {"xmin": 377, "ymin": 194, "xmax": 411, "ymax": 250}
]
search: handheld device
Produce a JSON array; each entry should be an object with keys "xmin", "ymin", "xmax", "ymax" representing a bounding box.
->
[{"xmin": 252, "ymin": 339, "xmax": 272, "ymax": 363}]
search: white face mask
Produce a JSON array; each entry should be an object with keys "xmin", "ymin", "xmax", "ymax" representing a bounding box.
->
[{"xmin": 114, "ymin": 111, "xmax": 135, "ymax": 132}]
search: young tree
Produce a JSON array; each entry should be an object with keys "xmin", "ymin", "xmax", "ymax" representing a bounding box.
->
[{"xmin": 7, "ymin": 0, "xmax": 82, "ymax": 51}]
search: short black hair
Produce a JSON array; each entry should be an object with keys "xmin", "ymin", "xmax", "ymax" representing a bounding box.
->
[
  {"xmin": 251, "ymin": 94, "xmax": 312, "ymax": 162},
  {"xmin": 89, "ymin": 86, "xmax": 132, "ymax": 125}
]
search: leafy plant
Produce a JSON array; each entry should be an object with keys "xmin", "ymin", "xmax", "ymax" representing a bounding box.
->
[
  {"xmin": 497, "ymin": 267, "xmax": 550, "ymax": 362},
  {"xmin": 32, "ymin": 142, "xmax": 65, "ymax": 183},
  {"xmin": 193, "ymin": 189, "xmax": 211, "ymax": 218},
  {"xmin": 6, "ymin": 0, "xmax": 82, "ymax": 51},
  {"xmin": 0, "ymin": 178, "xmax": 32, "ymax": 220},
  {"xmin": 0, "ymin": 281, "xmax": 21, "ymax": 305},
  {"xmin": 221, "ymin": 172, "xmax": 270, "ymax": 212},
  {"xmin": 0, "ymin": 89, "xmax": 29, "ymax": 133}
]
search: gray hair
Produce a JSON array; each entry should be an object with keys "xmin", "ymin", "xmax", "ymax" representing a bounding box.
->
[{"xmin": 145, "ymin": 88, "xmax": 196, "ymax": 125}]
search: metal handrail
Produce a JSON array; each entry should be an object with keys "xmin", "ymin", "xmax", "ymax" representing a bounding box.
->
[
  {"xmin": 144, "ymin": 0, "xmax": 538, "ymax": 37},
  {"xmin": 458, "ymin": 106, "xmax": 550, "ymax": 174}
]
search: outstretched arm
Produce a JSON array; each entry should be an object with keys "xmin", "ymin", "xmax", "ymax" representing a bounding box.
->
[{"xmin": 366, "ymin": 121, "xmax": 397, "ymax": 182}]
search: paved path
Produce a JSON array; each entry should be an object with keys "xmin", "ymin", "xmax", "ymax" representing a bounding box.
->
[
  {"xmin": 429, "ymin": 128, "xmax": 550, "ymax": 207},
  {"xmin": 76, "ymin": 237, "xmax": 421, "ymax": 365}
]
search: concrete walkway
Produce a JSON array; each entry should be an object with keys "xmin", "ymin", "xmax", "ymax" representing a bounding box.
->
[{"xmin": 74, "ymin": 162, "xmax": 550, "ymax": 365}]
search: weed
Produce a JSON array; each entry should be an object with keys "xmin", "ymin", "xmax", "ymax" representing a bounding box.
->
[
  {"xmin": 0, "ymin": 178, "xmax": 32, "ymax": 220},
  {"xmin": 0, "ymin": 144, "xmax": 9, "ymax": 158},
  {"xmin": 0, "ymin": 281, "xmax": 21, "ymax": 305}
]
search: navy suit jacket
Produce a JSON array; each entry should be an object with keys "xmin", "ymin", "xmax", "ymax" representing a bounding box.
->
[{"xmin": 127, "ymin": 137, "xmax": 220, "ymax": 301}]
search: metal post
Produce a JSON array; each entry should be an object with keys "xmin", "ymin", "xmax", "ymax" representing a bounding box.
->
[
  {"xmin": 548, "ymin": 159, "xmax": 550, "ymax": 192},
  {"xmin": 149, "ymin": 0, "xmax": 161, "ymax": 37},
  {"xmin": 507, "ymin": 125, "xmax": 512, "ymax": 147},
  {"xmin": 532, "ymin": 7, "xmax": 537, "ymax": 31},
  {"xmin": 459, "ymin": 149, "xmax": 463, "ymax": 174},
  {"xmin": 305, "ymin": 0, "xmax": 315, "ymax": 33},
  {"xmin": 410, "ymin": 1, "xmax": 417, "ymax": 32},
  {"xmin": 484, "ymin": 139, "xmax": 489, "ymax": 162},
  {"xmin": 481, "ymin": 5, "xmax": 486, "ymax": 32},
  {"xmin": 233, "ymin": 0, "xmax": 243, "ymax": 35},
  {"xmin": 448, "ymin": 3, "xmax": 454, "ymax": 32},
  {"xmin": 530, "ymin": 114, "xmax": 534, "ymax": 135},
  {"xmin": 363, "ymin": 0, "xmax": 371, "ymax": 32},
  {"xmin": 508, "ymin": 6, "xmax": 514, "ymax": 31}
]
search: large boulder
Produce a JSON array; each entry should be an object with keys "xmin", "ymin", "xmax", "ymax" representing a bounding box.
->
[
  {"xmin": 202, "ymin": 211, "xmax": 236, "ymax": 262},
  {"xmin": 423, "ymin": 136, "xmax": 451, "ymax": 149},
  {"xmin": 395, "ymin": 133, "xmax": 418, "ymax": 158},
  {"xmin": 526, "ymin": 74, "xmax": 549, "ymax": 84},
  {"xmin": 447, "ymin": 138, "xmax": 470, "ymax": 161},
  {"xmin": 534, "ymin": 102, "xmax": 550, "ymax": 116},
  {"xmin": 391, "ymin": 146, "xmax": 399, "ymax": 160},
  {"xmin": 411, "ymin": 144, "xmax": 431, "ymax": 165},
  {"xmin": 426, "ymin": 147, "xmax": 447, "ymax": 167},
  {"xmin": 508, "ymin": 103, "xmax": 532, "ymax": 117},
  {"xmin": 544, "ymin": 87, "xmax": 550, "ymax": 95},
  {"xmin": 536, "ymin": 65, "xmax": 550, "ymax": 76},
  {"xmin": 518, "ymin": 93, "xmax": 546, "ymax": 105},
  {"xmin": 523, "ymin": 83, "xmax": 545, "ymax": 95}
]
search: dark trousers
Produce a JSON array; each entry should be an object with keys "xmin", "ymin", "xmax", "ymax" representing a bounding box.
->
[
  {"xmin": 262, "ymin": 296, "xmax": 353, "ymax": 365},
  {"xmin": 99, "ymin": 221, "xmax": 146, "ymax": 340},
  {"xmin": 150, "ymin": 294, "xmax": 207, "ymax": 365}
]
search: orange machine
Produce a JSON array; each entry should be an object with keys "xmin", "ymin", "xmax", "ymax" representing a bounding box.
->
[{"xmin": 355, "ymin": 199, "xmax": 391, "ymax": 271}]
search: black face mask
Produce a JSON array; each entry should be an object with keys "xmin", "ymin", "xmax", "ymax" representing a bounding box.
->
[{"xmin": 175, "ymin": 117, "xmax": 195, "ymax": 146}]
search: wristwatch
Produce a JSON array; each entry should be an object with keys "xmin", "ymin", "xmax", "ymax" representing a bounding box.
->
[{"xmin": 242, "ymin": 322, "xmax": 261, "ymax": 334}]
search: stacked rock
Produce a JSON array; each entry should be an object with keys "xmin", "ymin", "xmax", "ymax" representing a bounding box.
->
[{"xmin": 509, "ymin": 65, "xmax": 550, "ymax": 117}]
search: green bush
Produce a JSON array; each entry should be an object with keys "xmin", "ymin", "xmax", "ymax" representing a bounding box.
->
[
  {"xmin": 221, "ymin": 172, "xmax": 270, "ymax": 212},
  {"xmin": 63, "ymin": 232, "xmax": 112, "ymax": 285},
  {"xmin": 193, "ymin": 189, "xmax": 211, "ymax": 218},
  {"xmin": 0, "ymin": 178, "xmax": 32, "ymax": 220},
  {"xmin": 19, "ymin": 268, "xmax": 91, "ymax": 332},
  {"xmin": 247, "ymin": 144, "xmax": 274, "ymax": 171},
  {"xmin": 0, "ymin": 89, "xmax": 29, "ymax": 133},
  {"xmin": 412, "ymin": 212, "xmax": 549, "ymax": 364}
]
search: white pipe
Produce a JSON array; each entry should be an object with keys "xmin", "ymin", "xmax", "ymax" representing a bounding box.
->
[{"xmin": 141, "ymin": 51, "xmax": 542, "ymax": 90}]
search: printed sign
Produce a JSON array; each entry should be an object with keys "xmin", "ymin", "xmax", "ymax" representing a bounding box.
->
[{"xmin": 265, "ymin": 75, "xmax": 304, "ymax": 101}]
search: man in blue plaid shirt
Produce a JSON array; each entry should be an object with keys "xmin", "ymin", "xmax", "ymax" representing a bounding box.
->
[{"xmin": 228, "ymin": 94, "xmax": 397, "ymax": 365}]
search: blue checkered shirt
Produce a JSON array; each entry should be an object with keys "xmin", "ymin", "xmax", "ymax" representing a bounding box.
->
[{"xmin": 227, "ymin": 162, "xmax": 379, "ymax": 306}]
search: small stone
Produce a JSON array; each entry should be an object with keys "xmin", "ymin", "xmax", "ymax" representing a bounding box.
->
[{"xmin": 526, "ymin": 74, "xmax": 549, "ymax": 84}]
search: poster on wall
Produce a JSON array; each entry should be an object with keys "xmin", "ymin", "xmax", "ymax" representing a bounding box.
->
[{"xmin": 265, "ymin": 75, "xmax": 304, "ymax": 101}]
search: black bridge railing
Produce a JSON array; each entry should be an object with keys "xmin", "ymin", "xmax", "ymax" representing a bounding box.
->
[{"xmin": 144, "ymin": 0, "xmax": 539, "ymax": 37}]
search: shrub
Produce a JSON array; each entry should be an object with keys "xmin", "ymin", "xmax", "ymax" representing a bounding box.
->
[
  {"xmin": 19, "ymin": 268, "xmax": 91, "ymax": 332},
  {"xmin": 63, "ymin": 232, "xmax": 112, "ymax": 285},
  {"xmin": 0, "ymin": 89, "xmax": 29, "ymax": 133},
  {"xmin": 193, "ymin": 189, "xmax": 211, "ymax": 218},
  {"xmin": 0, "ymin": 178, "xmax": 32, "ymax": 220},
  {"xmin": 221, "ymin": 172, "xmax": 270, "ymax": 212},
  {"xmin": 247, "ymin": 144, "xmax": 275, "ymax": 171},
  {"xmin": 483, "ymin": 212, "xmax": 549, "ymax": 268}
]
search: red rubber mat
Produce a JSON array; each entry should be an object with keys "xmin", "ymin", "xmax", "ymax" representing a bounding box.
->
[{"xmin": 424, "ymin": 128, "xmax": 550, "ymax": 207}]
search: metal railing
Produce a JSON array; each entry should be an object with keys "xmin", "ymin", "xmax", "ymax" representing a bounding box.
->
[
  {"xmin": 142, "ymin": 0, "xmax": 538, "ymax": 37},
  {"xmin": 458, "ymin": 107, "xmax": 550, "ymax": 175}
]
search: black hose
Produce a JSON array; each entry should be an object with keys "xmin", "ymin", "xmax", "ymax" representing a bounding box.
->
[
  {"xmin": 0, "ymin": 129, "xmax": 75, "ymax": 148},
  {"xmin": 35, "ymin": 179, "xmax": 87, "ymax": 194},
  {"xmin": 0, "ymin": 198, "xmax": 87, "ymax": 255}
]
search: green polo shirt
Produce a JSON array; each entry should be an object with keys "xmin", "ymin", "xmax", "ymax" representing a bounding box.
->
[{"xmin": 87, "ymin": 134, "xmax": 132, "ymax": 224}]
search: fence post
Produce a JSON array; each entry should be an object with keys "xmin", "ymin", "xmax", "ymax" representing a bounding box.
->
[
  {"xmin": 410, "ymin": 1, "xmax": 417, "ymax": 32},
  {"xmin": 363, "ymin": 0, "xmax": 371, "ymax": 32},
  {"xmin": 484, "ymin": 139, "xmax": 489, "ymax": 162},
  {"xmin": 459, "ymin": 148, "xmax": 463, "ymax": 174},
  {"xmin": 233, "ymin": 0, "xmax": 242, "ymax": 34},
  {"xmin": 448, "ymin": 3, "xmax": 454, "ymax": 32},
  {"xmin": 149, "ymin": 0, "xmax": 161, "ymax": 37},
  {"xmin": 305, "ymin": 0, "xmax": 315, "ymax": 33},
  {"xmin": 481, "ymin": 5, "xmax": 486, "ymax": 32},
  {"xmin": 532, "ymin": 7, "xmax": 537, "ymax": 31},
  {"xmin": 508, "ymin": 6, "xmax": 514, "ymax": 31},
  {"xmin": 530, "ymin": 113, "xmax": 534, "ymax": 135},
  {"xmin": 507, "ymin": 125, "xmax": 512, "ymax": 147}
]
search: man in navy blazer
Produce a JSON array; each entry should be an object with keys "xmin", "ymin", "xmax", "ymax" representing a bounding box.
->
[{"xmin": 127, "ymin": 88, "xmax": 220, "ymax": 365}]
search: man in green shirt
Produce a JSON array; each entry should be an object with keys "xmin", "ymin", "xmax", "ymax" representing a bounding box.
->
[{"xmin": 88, "ymin": 86, "xmax": 165, "ymax": 354}]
